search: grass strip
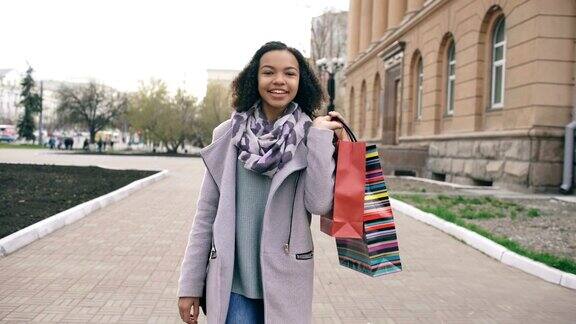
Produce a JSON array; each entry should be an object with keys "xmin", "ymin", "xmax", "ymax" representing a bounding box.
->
[
  {"xmin": 0, "ymin": 143, "xmax": 43, "ymax": 149},
  {"xmin": 395, "ymin": 194, "xmax": 576, "ymax": 275}
]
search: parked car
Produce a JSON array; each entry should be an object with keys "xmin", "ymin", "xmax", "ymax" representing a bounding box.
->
[{"xmin": 0, "ymin": 125, "xmax": 17, "ymax": 143}]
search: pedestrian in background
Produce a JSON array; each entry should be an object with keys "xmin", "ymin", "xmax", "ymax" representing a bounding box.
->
[
  {"xmin": 56, "ymin": 137, "xmax": 63, "ymax": 150},
  {"xmin": 177, "ymin": 41, "xmax": 346, "ymax": 323},
  {"xmin": 48, "ymin": 136, "xmax": 55, "ymax": 149}
]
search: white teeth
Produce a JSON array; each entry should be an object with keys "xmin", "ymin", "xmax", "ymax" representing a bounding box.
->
[{"xmin": 270, "ymin": 90, "xmax": 287, "ymax": 94}]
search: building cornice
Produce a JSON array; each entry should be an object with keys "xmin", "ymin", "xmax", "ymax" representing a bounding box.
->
[
  {"xmin": 344, "ymin": 0, "xmax": 451, "ymax": 77},
  {"xmin": 398, "ymin": 127, "xmax": 565, "ymax": 143}
]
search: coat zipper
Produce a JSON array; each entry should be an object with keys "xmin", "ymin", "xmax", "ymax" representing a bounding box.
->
[
  {"xmin": 284, "ymin": 172, "xmax": 301, "ymax": 255},
  {"xmin": 210, "ymin": 237, "xmax": 217, "ymax": 259},
  {"xmin": 201, "ymin": 156, "xmax": 218, "ymax": 261}
]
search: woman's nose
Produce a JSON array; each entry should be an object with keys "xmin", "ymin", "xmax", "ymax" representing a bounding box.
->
[{"xmin": 272, "ymin": 75, "xmax": 286, "ymax": 85}]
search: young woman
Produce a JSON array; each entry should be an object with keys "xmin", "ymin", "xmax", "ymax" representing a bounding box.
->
[{"xmin": 177, "ymin": 41, "xmax": 345, "ymax": 324}]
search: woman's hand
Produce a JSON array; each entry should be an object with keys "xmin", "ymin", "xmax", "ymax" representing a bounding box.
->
[
  {"xmin": 178, "ymin": 297, "xmax": 200, "ymax": 323},
  {"xmin": 312, "ymin": 111, "xmax": 348, "ymax": 140}
]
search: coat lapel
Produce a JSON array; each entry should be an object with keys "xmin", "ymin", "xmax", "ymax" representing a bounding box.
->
[
  {"xmin": 268, "ymin": 141, "xmax": 308, "ymax": 198},
  {"xmin": 199, "ymin": 126, "xmax": 235, "ymax": 191}
]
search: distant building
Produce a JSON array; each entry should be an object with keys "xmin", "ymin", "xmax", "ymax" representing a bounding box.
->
[
  {"xmin": 207, "ymin": 69, "xmax": 239, "ymax": 90},
  {"xmin": 344, "ymin": 0, "xmax": 575, "ymax": 193},
  {"xmin": 39, "ymin": 80, "xmax": 79, "ymax": 131},
  {"xmin": 0, "ymin": 69, "xmax": 22, "ymax": 124}
]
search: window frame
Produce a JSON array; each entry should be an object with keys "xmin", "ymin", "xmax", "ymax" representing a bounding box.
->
[
  {"xmin": 416, "ymin": 58, "xmax": 424, "ymax": 120},
  {"xmin": 490, "ymin": 16, "xmax": 506, "ymax": 109},
  {"xmin": 446, "ymin": 41, "xmax": 456, "ymax": 115}
]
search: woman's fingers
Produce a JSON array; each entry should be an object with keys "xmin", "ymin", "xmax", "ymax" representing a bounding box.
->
[
  {"xmin": 192, "ymin": 299, "xmax": 200, "ymax": 323},
  {"xmin": 312, "ymin": 114, "xmax": 345, "ymax": 131},
  {"xmin": 178, "ymin": 298, "xmax": 192, "ymax": 323},
  {"xmin": 179, "ymin": 309, "xmax": 191, "ymax": 323},
  {"xmin": 178, "ymin": 297, "xmax": 200, "ymax": 323},
  {"xmin": 325, "ymin": 120, "xmax": 343, "ymax": 130},
  {"xmin": 326, "ymin": 112, "xmax": 350, "ymax": 140},
  {"xmin": 328, "ymin": 111, "xmax": 347, "ymax": 125}
]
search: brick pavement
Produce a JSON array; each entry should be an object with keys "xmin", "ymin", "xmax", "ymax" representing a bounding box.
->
[{"xmin": 0, "ymin": 149, "xmax": 575, "ymax": 323}]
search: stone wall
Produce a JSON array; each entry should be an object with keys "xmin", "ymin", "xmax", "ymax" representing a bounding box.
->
[
  {"xmin": 426, "ymin": 137, "xmax": 564, "ymax": 192},
  {"xmin": 378, "ymin": 145, "xmax": 429, "ymax": 177}
]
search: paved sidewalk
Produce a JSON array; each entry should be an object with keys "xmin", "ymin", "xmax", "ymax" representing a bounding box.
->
[{"xmin": 0, "ymin": 149, "xmax": 575, "ymax": 323}]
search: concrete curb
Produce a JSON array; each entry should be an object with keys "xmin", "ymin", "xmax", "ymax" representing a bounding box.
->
[
  {"xmin": 388, "ymin": 175, "xmax": 498, "ymax": 190},
  {"xmin": 390, "ymin": 197, "xmax": 576, "ymax": 290},
  {"xmin": 0, "ymin": 169, "xmax": 169, "ymax": 258},
  {"xmin": 553, "ymin": 196, "xmax": 576, "ymax": 204}
]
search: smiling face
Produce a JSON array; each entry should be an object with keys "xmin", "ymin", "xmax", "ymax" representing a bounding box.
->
[{"xmin": 257, "ymin": 50, "xmax": 300, "ymax": 121}]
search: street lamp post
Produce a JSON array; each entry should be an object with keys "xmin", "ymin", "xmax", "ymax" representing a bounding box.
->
[
  {"xmin": 316, "ymin": 57, "xmax": 345, "ymax": 113},
  {"xmin": 38, "ymin": 81, "xmax": 44, "ymax": 146}
]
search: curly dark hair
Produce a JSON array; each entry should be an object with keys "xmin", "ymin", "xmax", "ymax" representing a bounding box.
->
[{"xmin": 231, "ymin": 41, "xmax": 325, "ymax": 119}]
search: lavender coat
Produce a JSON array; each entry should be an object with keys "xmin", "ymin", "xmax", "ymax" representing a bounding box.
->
[{"xmin": 177, "ymin": 116, "xmax": 336, "ymax": 323}]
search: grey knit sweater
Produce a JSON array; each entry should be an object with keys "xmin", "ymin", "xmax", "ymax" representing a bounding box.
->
[{"xmin": 231, "ymin": 158, "xmax": 271, "ymax": 299}]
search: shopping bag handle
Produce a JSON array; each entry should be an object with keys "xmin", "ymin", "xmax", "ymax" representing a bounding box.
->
[{"xmin": 331, "ymin": 116, "xmax": 358, "ymax": 142}]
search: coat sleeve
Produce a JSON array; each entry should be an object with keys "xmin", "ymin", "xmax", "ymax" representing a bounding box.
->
[
  {"xmin": 177, "ymin": 130, "xmax": 222, "ymax": 298},
  {"xmin": 303, "ymin": 126, "xmax": 336, "ymax": 215}
]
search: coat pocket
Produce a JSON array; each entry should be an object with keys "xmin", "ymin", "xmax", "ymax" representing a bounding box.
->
[
  {"xmin": 262, "ymin": 251, "xmax": 314, "ymax": 323},
  {"xmin": 295, "ymin": 250, "xmax": 314, "ymax": 260}
]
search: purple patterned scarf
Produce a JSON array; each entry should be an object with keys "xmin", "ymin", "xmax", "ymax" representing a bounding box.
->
[{"xmin": 231, "ymin": 100, "xmax": 312, "ymax": 178}]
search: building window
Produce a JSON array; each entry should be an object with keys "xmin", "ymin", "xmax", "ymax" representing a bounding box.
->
[
  {"xmin": 416, "ymin": 58, "xmax": 423, "ymax": 119},
  {"xmin": 446, "ymin": 41, "xmax": 456, "ymax": 115},
  {"xmin": 491, "ymin": 16, "xmax": 506, "ymax": 108}
]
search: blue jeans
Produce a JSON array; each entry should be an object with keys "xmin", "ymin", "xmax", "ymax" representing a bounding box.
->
[{"xmin": 225, "ymin": 292, "xmax": 264, "ymax": 324}]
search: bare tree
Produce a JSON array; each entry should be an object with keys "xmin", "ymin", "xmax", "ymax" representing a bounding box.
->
[
  {"xmin": 311, "ymin": 10, "xmax": 348, "ymax": 113},
  {"xmin": 310, "ymin": 10, "xmax": 347, "ymax": 63},
  {"xmin": 56, "ymin": 82, "xmax": 127, "ymax": 143}
]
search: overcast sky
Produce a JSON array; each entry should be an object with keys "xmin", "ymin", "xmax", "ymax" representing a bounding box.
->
[{"xmin": 0, "ymin": 0, "xmax": 348, "ymax": 99}]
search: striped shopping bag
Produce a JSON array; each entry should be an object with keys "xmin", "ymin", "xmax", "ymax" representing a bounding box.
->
[{"xmin": 335, "ymin": 144, "xmax": 403, "ymax": 277}]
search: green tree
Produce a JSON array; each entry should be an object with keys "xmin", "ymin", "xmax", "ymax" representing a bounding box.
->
[
  {"xmin": 17, "ymin": 67, "xmax": 42, "ymax": 141},
  {"xmin": 128, "ymin": 79, "xmax": 199, "ymax": 153},
  {"xmin": 197, "ymin": 81, "xmax": 232, "ymax": 147},
  {"xmin": 56, "ymin": 82, "xmax": 128, "ymax": 143}
]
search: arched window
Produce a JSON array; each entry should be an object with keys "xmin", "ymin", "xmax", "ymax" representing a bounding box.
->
[
  {"xmin": 416, "ymin": 58, "xmax": 424, "ymax": 119},
  {"xmin": 446, "ymin": 41, "xmax": 456, "ymax": 115},
  {"xmin": 491, "ymin": 16, "xmax": 506, "ymax": 108}
]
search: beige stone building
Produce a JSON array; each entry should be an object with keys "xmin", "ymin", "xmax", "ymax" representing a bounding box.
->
[{"xmin": 344, "ymin": 0, "xmax": 575, "ymax": 193}]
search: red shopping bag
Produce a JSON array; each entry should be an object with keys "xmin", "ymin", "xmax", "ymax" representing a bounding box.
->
[{"xmin": 320, "ymin": 120, "xmax": 365, "ymax": 239}]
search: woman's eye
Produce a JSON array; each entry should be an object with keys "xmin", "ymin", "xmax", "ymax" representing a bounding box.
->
[{"xmin": 263, "ymin": 71, "xmax": 273, "ymax": 75}]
